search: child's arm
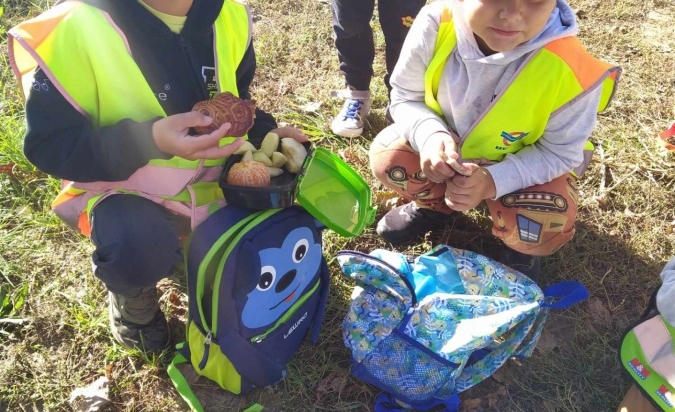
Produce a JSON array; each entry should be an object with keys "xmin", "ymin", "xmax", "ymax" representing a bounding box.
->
[
  {"xmin": 23, "ymin": 68, "xmax": 242, "ymax": 183},
  {"xmin": 23, "ymin": 68, "xmax": 171, "ymax": 183},
  {"xmin": 657, "ymin": 258, "xmax": 675, "ymax": 326},
  {"xmin": 484, "ymin": 86, "xmax": 603, "ymax": 198},
  {"xmin": 23, "ymin": 43, "xmax": 276, "ymax": 183},
  {"xmin": 388, "ymin": 3, "xmax": 454, "ymax": 155}
]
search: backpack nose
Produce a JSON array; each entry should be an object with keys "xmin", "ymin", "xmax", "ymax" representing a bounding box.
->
[{"xmin": 275, "ymin": 269, "xmax": 297, "ymax": 293}]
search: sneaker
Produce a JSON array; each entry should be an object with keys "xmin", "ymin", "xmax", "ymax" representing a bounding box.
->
[
  {"xmin": 499, "ymin": 247, "xmax": 541, "ymax": 283},
  {"xmin": 330, "ymin": 89, "xmax": 371, "ymax": 138},
  {"xmin": 109, "ymin": 286, "xmax": 170, "ymax": 352},
  {"xmin": 376, "ymin": 202, "xmax": 452, "ymax": 245}
]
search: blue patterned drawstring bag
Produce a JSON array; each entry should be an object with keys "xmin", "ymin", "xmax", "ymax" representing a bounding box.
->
[{"xmin": 338, "ymin": 245, "xmax": 589, "ymax": 412}]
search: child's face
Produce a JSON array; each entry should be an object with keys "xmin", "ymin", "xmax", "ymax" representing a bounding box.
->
[{"xmin": 459, "ymin": 0, "xmax": 557, "ymax": 55}]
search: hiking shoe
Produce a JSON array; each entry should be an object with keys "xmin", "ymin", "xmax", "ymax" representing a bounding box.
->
[
  {"xmin": 376, "ymin": 202, "xmax": 452, "ymax": 245},
  {"xmin": 330, "ymin": 89, "xmax": 371, "ymax": 138},
  {"xmin": 499, "ymin": 247, "xmax": 541, "ymax": 283},
  {"xmin": 109, "ymin": 286, "xmax": 170, "ymax": 352}
]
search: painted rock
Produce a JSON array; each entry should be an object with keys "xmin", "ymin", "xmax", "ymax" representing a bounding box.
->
[{"xmin": 192, "ymin": 92, "xmax": 256, "ymax": 136}]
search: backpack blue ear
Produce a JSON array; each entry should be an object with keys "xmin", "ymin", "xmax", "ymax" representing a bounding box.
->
[{"xmin": 314, "ymin": 218, "xmax": 327, "ymax": 231}]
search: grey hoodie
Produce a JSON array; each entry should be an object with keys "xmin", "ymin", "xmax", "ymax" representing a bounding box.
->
[
  {"xmin": 657, "ymin": 262, "xmax": 675, "ymax": 326},
  {"xmin": 389, "ymin": 0, "xmax": 603, "ymax": 197}
]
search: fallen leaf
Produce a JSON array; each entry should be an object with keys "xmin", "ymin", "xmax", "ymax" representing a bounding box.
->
[
  {"xmin": 301, "ymin": 101, "xmax": 322, "ymax": 113},
  {"xmin": 461, "ymin": 398, "xmax": 483, "ymax": 411},
  {"xmin": 486, "ymin": 386, "xmax": 508, "ymax": 408},
  {"xmin": 168, "ymin": 291, "xmax": 183, "ymax": 308},
  {"xmin": 588, "ymin": 298, "xmax": 611, "ymax": 326},
  {"xmin": 0, "ymin": 163, "xmax": 15, "ymax": 177},
  {"xmin": 373, "ymin": 191, "xmax": 405, "ymax": 211},
  {"xmin": 667, "ymin": 220, "xmax": 675, "ymax": 234},
  {"xmin": 68, "ymin": 376, "xmax": 111, "ymax": 412},
  {"xmin": 535, "ymin": 330, "xmax": 560, "ymax": 354},
  {"xmin": 314, "ymin": 371, "xmax": 348, "ymax": 402},
  {"xmin": 339, "ymin": 148, "xmax": 361, "ymax": 165},
  {"xmin": 541, "ymin": 400, "xmax": 556, "ymax": 411}
]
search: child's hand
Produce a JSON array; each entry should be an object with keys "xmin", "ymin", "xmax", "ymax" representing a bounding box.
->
[
  {"xmin": 152, "ymin": 112, "xmax": 245, "ymax": 160},
  {"xmin": 270, "ymin": 125, "xmax": 310, "ymax": 142},
  {"xmin": 420, "ymin": 132, "xmax": 459, "ymax": 183},
  {"xmin": 444, "ymin": 168, "xmax": 496, "ymax": 211}
]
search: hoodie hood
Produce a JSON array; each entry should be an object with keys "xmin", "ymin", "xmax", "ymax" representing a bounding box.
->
[{"xmin": 452, "ymin": 0, "xmax": 578, "ymax": 65}]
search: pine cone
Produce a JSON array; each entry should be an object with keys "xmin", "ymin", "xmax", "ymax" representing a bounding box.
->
[{"xmin": 192, "ymin": 92, "xmax": 256, "ymax": 137}]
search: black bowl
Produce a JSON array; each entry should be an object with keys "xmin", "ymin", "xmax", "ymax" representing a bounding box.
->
[{"xmin": 219, "ymin": 137, "xmax": 311, "ymax": 209}]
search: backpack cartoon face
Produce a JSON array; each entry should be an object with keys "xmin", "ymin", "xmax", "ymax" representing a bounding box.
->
[{"xmin": 241, "ymin": 226, "xmax": 323, "ymax": 329}]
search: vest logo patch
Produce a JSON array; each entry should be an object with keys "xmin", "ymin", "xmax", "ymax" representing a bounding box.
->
[
  {"xmin": 31, "ymin": 78, "xmax": 50, "ymax": 92},
  {"xmin": 202, "ymin": 66, "xmax": 217, "ymax": 99},
  {"xmin": 656, "ymin": 385, "xmax": 673, "ymax": 407},
  {"xmin": 501, "ymin": 131, "xmax": 529, "ymax": 147},
  {"xmin": 627, "ymin": 358, "xmax": 651, "ymax": 380}
]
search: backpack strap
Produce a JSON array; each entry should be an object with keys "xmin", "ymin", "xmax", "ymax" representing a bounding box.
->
[
  {"xmin": 541, "ymin": 281, "xmax": 590, "ymax": 310},
  {"xmin": 168, "ymin": 346, "xmax": 206, "ymax": 412},
  {"xmin": 168, "ymin": 351, "xmax": 266, "ymax": 412}
]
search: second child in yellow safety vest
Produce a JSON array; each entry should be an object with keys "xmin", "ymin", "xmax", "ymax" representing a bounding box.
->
[
  {"xmin": 8, "ymin": 0, "xmax": 309, "ymax": 353},
  {"xmin": 369, "ymin": 0, "xmax": 620, "ymax": 281}
]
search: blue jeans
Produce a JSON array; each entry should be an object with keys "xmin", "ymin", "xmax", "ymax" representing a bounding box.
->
[
  {"xmin": 331, "ymin": 0, "xmax": 425, "ymax": 93},
  {"xmin": 90, "ymin": 194, "xmax": 188, "ymax": 294}
]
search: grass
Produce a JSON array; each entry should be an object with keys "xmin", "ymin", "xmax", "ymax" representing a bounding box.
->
[{"xmin": 1, "ymin": 0, "xmax": 674, "ymax": 411}]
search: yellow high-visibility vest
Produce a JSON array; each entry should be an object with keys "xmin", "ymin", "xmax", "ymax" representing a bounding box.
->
[
  {"xmin": 9, "ymin": 0, "xmax": 251, "ymax": 235},
  {"xmin": 424, "ymin": 7, "xmax": 620, "ymax": 166},
  {"xmin": 621, "ymin": 308, "xmax": 675, "ymax": 411}
]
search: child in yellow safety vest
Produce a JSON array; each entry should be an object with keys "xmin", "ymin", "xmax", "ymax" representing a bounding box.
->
[
  {"xmin": 369, "ymin": 0, "xmax": 620, "ymax": 281},
  {"xmin": 8, "ymin": 0, "xmax": 309, "ymax": 353},
  {"xmin": 616, "ymin": 258, "xmax": 675, "ymax": 412}
]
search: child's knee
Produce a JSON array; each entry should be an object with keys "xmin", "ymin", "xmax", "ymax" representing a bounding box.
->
[
  {"xmin": 90, "ymin": 195, "xmax": 183, "ymax": 293},
  {"xmin": 369, "ymin": 125, "xmax": 420, "ymax": 181}
]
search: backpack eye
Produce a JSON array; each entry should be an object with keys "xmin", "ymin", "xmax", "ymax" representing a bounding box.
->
[
  {"xmin": 292, "ymin": 239, "xmax": 309, "ymax": 263},
  {"xmin": 257, "ymin": 265, "xmax": 276, "ymax": 291}
]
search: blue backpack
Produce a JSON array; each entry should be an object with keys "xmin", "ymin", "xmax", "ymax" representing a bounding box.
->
[
  {"xmin": 338, "ymin": 245, "xmax": 589, "ymax": 411},
  {"xmin": 169, "ymin": 205, "xmax": 330, "ymax": 410}
]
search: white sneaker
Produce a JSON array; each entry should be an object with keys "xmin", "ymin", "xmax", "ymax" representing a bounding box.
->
[{"xmin": 330, "ymin": 89, "xmax": 371, "ymax": 138}]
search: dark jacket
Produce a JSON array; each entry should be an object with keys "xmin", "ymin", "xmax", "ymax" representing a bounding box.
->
[{"xmin": 23, "ymin": 0, "xmax": 277, "ymax": 183}]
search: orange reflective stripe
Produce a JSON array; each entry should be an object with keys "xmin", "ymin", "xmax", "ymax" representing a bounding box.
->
[
  {"xmin": 440, "ymin": 5, "xmax": 451, "ymax": 22},
  {"xmin": 544, "ymin": 37, "xmax": 612, "ymax": 90},
  {"xmin": 77, "ymin": 212, "xmax": 91, "ymax": 237}
]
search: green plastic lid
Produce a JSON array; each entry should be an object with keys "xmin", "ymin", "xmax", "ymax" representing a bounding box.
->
[{"xmin": 296, "ymin": 147, "xmax": 376, "ymax": 237}]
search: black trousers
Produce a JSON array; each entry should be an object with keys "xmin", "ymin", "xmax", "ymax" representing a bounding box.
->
[
  {"xmin": 90, "ymin": 194, "xmax": 188, "ymax": 294},
  {"xmin": 331, "ymin": 0, "xmax": 425, "ymax": 93}
]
